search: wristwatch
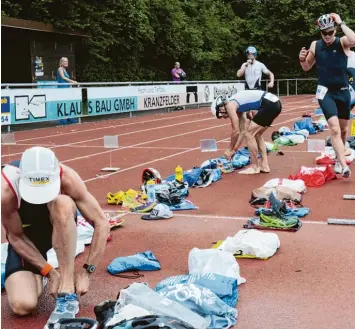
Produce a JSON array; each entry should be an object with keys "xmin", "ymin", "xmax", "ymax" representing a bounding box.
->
[
  {"xmin": 83, "ymin": 263, "xmax": 96, "ymax": 274},
  {"xmin": 339, "ymin": 21, "xmax": 346, "ymax": 27}
]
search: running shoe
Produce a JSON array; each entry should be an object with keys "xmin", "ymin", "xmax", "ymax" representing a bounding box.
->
[
  {"xmin": 342, "ymin": 166, "xmax": 351, "ymax": 179},
  {"xmin": 44, "ymin": 293, "xmax": 79, "ymax": 329},
  {"xmin": 260, "ymin": 213, "xmax": 299, "ymax": 228},
  {"xmin": 334, "ymin": 160, "xmax": 342, "ymax": 174}
]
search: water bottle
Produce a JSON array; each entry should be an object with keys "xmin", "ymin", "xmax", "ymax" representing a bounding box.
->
[
  {"xmin": 175, "ymin": 165, "xmax": 184, "ymax": 182},
  {"xmin": 146, "ymin": 180, "xmax": 156, "ymax": 202}
]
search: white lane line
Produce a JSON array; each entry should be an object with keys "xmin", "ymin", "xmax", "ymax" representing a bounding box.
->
[
  {"xmin": 126, "ymin": 212, "xmax": 327, "ymax": 225},
  {"xmin": 14, "ymin": 110, "xmax": 210, "ymax": 143},
  {"xmin": 83, "ymin": 115, "xmax": 305, "ymax": 183},
  {"xmin": 2, "ymin": 116, "xmax": 216, "ymax": 158}
]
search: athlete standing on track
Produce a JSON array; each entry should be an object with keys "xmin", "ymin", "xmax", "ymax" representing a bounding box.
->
[
  {"xmin": 1, "ymin": 147, "xmax": 110, "ymax": 328},
  {"xmin": 211, "ymin": 90, "xmax": 282, "ymax": 175},
  {"xmin": 298, "ymin": 13, "xmax": 355, "ymax": 178},
  {"xmin": 237, "ymin": 46, "xmax": 275, "ymax": 91},
  {"xmin": 348, "ymin": 50, "xmax": 355, "ymax": 109}
]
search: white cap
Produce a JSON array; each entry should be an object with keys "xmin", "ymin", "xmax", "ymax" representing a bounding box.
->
[
  {"xmin": 141, "ymin": 204, "xmax": 173, "ymax": 220},
  {"xmin": 19, "ymin": 147, "xmax": 61, "ymax": 204}
]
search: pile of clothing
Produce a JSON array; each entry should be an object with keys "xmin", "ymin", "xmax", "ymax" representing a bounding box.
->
[
  {"xmin": 246, "ymin": 178, "xmax": 308, "ymax": 231},
  {"xmin": 93, "ymin": 248, "xmax": 242, "ymax": 329},
  {"xmin": 271, "ymin": 126, "xmax": 309, "ymax": 146}
]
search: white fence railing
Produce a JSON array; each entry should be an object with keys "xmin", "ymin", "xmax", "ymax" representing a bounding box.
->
[{"xmin": 1, "ymin": 78, "xmax": 317, "ymax": 130}]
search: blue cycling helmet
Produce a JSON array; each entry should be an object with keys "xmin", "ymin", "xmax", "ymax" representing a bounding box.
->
[
  {"xmin": 245, "ymin": 46, "xmax": 258, "ymax": 57},
  {"xmin": 106, "ymin": 315, "xmax": 195, "ymax": 329}
]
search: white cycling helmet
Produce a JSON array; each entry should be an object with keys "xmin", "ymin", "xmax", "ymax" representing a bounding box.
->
[
  {"xmin": 317, "ymin": 14, "xmax": 335, "ymax": 30},
  {"xmin": 211, "ymin": 96, "xmax": 225, "ymax": 119}
]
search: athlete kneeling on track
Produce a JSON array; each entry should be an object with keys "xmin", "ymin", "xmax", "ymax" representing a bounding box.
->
[
  {"xmin": 1, "ymin": 146, "xmax": 110, "ymax": 328},
  {"xmin": 211, "ymin": 90, "xmax": 282, "ymax": 175}
]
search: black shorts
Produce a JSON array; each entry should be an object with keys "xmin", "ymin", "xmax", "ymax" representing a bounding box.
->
[
  {"xmin": 4, "ymin": 200, "xmax": 77, "ymax": 281},
  {"xmin": 252, "ymin": 97, "xmax": 282, "ymax": 127},
  {"xmin": 318, "ymin": 88, "xmax": 351, "ymax": 120}
]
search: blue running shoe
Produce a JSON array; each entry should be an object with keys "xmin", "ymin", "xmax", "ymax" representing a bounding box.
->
[{"xmin": 44, "ymin": 293, "xmax": 79, "ymax": 329}]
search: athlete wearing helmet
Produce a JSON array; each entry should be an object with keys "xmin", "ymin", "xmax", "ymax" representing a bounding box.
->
[
  {"xmin": 211, "ymin": 90, "xmax": 282, "ymax": 174},
  {"xmin": 298, "ymin": 13, "xmax": 355, "ymax": 179},
  {"xmin": 237, "ymin": 46, "xmax": 275, "ymax": 90}
]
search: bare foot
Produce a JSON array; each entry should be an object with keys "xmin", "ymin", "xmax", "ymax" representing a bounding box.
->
[
  {"xmin": 260, "ymin": 167, "xmax": 271, "ymax": 173},
  {"xmin": 238, "ymin": 167, "xmax": 260, "ymax": 175}
]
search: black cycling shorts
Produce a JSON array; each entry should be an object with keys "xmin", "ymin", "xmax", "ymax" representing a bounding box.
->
[
  {"xmin": 252, "ymin": 97, "xmax": 282, "ymax": 127},
  {"xmin": 318, "ymin": 88, "xmax": 351, "ymax": 120}
]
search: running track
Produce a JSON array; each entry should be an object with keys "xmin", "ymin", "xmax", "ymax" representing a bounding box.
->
[{"xmin": 1, "ymin": 95, "xmax": 355, "ymax": 329}]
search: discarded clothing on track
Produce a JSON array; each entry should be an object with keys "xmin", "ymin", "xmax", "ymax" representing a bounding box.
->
[
  {"xmin": 289, "ymin": 165, "xmax": 337, "ymax": 188},
  {"xmin": 107, "ymin": 251, "xmax": 161, "ymax": 278},
  {"xmin": 213, "ymin": 229, "xmax": 280, "ymax": 260}
]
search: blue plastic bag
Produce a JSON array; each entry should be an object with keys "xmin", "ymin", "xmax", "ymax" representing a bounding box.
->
[
  {"xmin": 155, "ymin": 273, "xmax": 238, "ymax": 308},
  {"xmin": 293, "ymin": 118, "xmax": 316, "ymax": 134},
  {"xmin": 157, "ymin": 283, "xmax": 238, "ymax": 329},
  {"xmin": 165, "ymin": 168, "xmax": 202, "ymax": 187},
  {"xmin": 107, "ymin": 251, "xmax": 161, "ymax": 275}
]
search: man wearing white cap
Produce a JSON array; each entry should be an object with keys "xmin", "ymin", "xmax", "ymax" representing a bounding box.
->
[{"xmin": 1, "ymin": 147, "xmax": 110, "ymax": 328}]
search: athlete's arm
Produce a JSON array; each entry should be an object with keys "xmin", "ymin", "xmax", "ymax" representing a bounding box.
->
[
  {"xmin": 232, "ymin": 112, "xmax": 247, "ymax": 151},
  {"xmin": 1, "ymin": 179, "xmax": 48, "ymax": 271},
  {"xmin": 331, "ymin": 13, "xmax": 355, "ymax": 48},
  {"xmin": 226, "ymin": 103, "xmax": 245, "ymax": 151},
  {"xmin": 237, "ymin": 63, "xmax": 248, "ymax": 78},
  {"xmin": 340, "ymin": 26, "xmax": 355, "ymax": 49},
  {"xmin": 61, "ymin": 165, "xmax": 110, "ymax": 269},
  {"xmin": 299, "ymin": 41, "xmax": 316, "ymax": 71}
]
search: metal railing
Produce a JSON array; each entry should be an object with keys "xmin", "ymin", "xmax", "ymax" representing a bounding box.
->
[{"xmin": 1, "ymin": 78, "xmax": 318, "ymax": 97}]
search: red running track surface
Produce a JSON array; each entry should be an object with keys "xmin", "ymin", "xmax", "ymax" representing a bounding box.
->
[{"xmin": 1, "ymin": 95, "xmax": 355, "ymax": 329}]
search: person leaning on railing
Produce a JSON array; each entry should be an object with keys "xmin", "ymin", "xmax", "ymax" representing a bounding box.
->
[{"xmin": 57, "ymin": 57, "xmax": 78, "ymax": 88}]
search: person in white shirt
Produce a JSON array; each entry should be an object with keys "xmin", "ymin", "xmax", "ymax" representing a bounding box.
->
[{"xmin": 237, "ymin": 46, "xmax": 275, "ymax": 90}]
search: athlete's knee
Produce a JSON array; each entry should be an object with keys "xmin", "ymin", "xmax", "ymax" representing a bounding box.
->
[
  {"xmin": 48, "ymin": 195, "xmax": 76, "ymax": 223},
  {"xmin": 9, "ymin": 296, "xmax": 38, "ymax": 316},
  {"xmin": 245, "ymin": 130, "xmax": 256, "ymax": 141},
  {"xmin": 329, "ymin": 125, "xmax": 341, "ymax": 137}
]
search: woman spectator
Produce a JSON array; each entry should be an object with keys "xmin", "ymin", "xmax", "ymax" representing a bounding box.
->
[{"xmin": 57, "ymin": 57, "xmax": 77, "ymax": 88}]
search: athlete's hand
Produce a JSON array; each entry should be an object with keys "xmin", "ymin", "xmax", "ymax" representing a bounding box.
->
[
  {"xmin": 75, "ymin": 269, "xmax": 90, "ymax": 296},
  {"xmin": 267, "ymin": 82, "xmax": 274, "ymax": 88},
  {"xmin": 299, "ymin": 47, "xmax": 309, "ymax": 62},
  {"xmin": 48, "ymin": 269, "xmax": 61, "ymax": 298},
  {"xmin": 330, "ymin": 13, "xmax": 342, "ymax": 25},
  {"xmin": 224, "ymin": 149, "xmax": 235, "ymax": 160}
]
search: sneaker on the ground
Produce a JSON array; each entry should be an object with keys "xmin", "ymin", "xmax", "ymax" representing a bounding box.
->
[
  {"xmin": 334, "ymin": 161, "xmax": 342, "ymax": 174},
  {"xmin": 342, "ymin": 166, "xmax": 351, "ymax": 179},
  {"xmin": 44, "ymin": 293, "xmax": 79, "ymax": 329}
]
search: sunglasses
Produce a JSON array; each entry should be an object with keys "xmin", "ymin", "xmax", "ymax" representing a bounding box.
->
[{"xmin": 321, "ymin": 30, "xmax": 335, "ymax": 36}]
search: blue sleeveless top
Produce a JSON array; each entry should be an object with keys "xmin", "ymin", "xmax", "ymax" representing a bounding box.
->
[
  {"xmin": 56, "ymin": 68, "xmax": 70, "ymax": 88},
  {"xmin": 315, "ymin": 37, "xmax": 349, "ymax": 90}
]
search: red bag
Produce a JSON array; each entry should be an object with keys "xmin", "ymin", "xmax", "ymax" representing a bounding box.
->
[{"xmin": 288, "ymin": 165, "xmax": 336, "ymax": 188}]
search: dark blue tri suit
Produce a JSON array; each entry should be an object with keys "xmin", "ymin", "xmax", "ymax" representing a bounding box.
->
[{"xmin": 315, "ymin": 37, "xmax": 351, "ymax": 120}]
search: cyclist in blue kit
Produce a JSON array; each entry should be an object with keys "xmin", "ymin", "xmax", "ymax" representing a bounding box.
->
[
  {"xmin": 298, "ymin": 13, "xmax": 355, "ymax": 178},
  {"xmin": 211, "ymin": 90, "xmax": 282, "ymax": 175}
]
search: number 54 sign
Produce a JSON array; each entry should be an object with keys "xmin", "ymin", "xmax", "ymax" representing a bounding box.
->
[{"xmin": 1, "ymin": 96, "xmax": 11, "ymax": 126}]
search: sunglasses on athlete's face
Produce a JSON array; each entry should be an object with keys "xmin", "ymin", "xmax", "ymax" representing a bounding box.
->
[{"xmin": 321, "ymin": 29, "xmax": 335, "ymax": 36}]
